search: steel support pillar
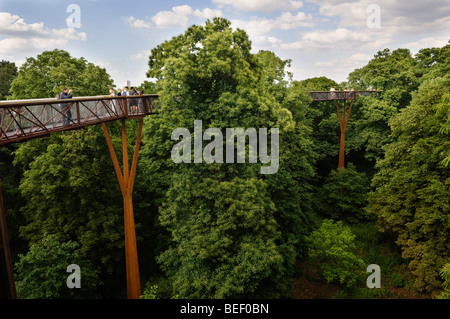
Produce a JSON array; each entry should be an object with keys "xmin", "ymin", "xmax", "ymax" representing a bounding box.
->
[
  {"xmin": 0, "ymin": 180, "xmax": 16, "ymax": 299},
  {"xmin": 336, "ymin": 99, "xmax": 354, "ymax": 170},
  {"xmin": 102, "ymin": 119, "xmax": 143, "ymax": 299}
]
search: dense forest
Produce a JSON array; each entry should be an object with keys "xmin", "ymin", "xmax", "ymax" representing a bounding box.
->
[{"xmin": 0, "ymin": 18, "xmax": 449, "ymax": 299}]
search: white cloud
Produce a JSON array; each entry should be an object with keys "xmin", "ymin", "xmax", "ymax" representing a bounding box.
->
[
  {"xmin": 308, "ymin": 0, "xmax": 450, "ymax": 33},
  {"xmin": 51, "ymin": 28, "xmax": 88, "ymax": 41},
  {"xmin": 212, "ymin": 0, "xmax": 303, "ymax": 13},
  {"xmin": 281, "ymin": 27, "xmax": 392, "ymax": 52},
  {"xmin": 314, "ymin": 59, "xmax": 337, "ymax": 67},
  {"xmin": 127, "ymin": 5, "xmax": 223, "ymax": 29},
  {"xmin": 402, "ymin": 37, "xmax": 450, "ymax": 54},
  {"xmin": 249, "ymin": 35, "xmax": 283, "ymax": 50},
  {"xmin": 193, "ymin": 7, "xmax": 223, "ymax": 19},
  {"xmin": 0, "ymin": 12, "xmax": 87, "ymax": 56},
  {"xmin": 0, "ymin": 38, "xmax": 66, "ymax": 54},
  {"xmin": 314, "ymin": 0, "xmax": 371, "ymax": 28},
  {"xmin": 129, "ymin": 51, "xmax": 148, "ymax": 61},
  {"xmin": 172, "ymin": 5, "xmax": 194, "ymax": 16},
  {"xmin": 0, "ymin": 12, "xmax": 45, "ymax": 35},
  {"xmin": 229, "ymin": 11, "xmax": 314, "ymax": 52},
  {"xmin": 152, "ymin": 10, "xmax": 190, "ymax": 29},
  {"xmin": 349, "ymin": 53, "xmax": 372, "ymax": 62},
  {"xmin": 126, "ymin": 16, "xmax": 152, "ymax": 29},
  {"xmin": 276, "ymin": 12, "xmax": 315, "ymax": 29},
  {"xmin": 314, "ymin": 53, "xmax": 370, "ymax": 68},
  {"xmin": 232, "ymin": 11, "xmax": 314, "ymax": 38}
]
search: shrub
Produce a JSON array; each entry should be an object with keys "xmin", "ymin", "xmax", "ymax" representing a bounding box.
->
[
  {"xmin": 438, "ymin": 263, "xmax": 450, "ymax": 299},
  {"xmin": 316, "ymin": 163, "xmax": 370, "ymax": 223},
  {"xmin": 306, "ymin": 219, "xmax": 365, "ymax": 288},
  {"xmin": 14, "ymin": 234, "xmax": 101, "ymax": 299}
]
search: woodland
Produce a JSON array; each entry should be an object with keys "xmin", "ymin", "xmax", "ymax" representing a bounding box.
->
[{"xmin": 0, "ymin": 18, "xmax": 449, "ymax": 299}]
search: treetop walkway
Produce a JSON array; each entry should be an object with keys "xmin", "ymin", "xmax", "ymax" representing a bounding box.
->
[
  {"xmin": 309, "ymin": 90, "xmax": 380, "ymax": 101},
  {"xmin": 309, "ymin": 89, "xmax": 380, "ymax": 170},
  {"xmin": 0, "ymin": 94, "xmax": 159, "ymax": 146},
  {"xmin": 1, "ymin": 89, "xmax": 379, "ymax": 299},
  {"xmin": 0, "ymin": 93, "xmax": 159, "ymax": 300}
]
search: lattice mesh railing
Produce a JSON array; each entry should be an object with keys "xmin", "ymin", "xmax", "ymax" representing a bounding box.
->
[
  {"xmin": 0, "ymin": 95, "xmax": 158, "ymax": 145},
  {"xmin": 309, "ymin": 90, "xmax": 379, "ymax": 101}
]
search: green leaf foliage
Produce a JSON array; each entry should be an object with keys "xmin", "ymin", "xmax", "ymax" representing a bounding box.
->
[
  {"xmin": 1, "ymin": 21, "xmax": 448, "ymax": 300},
  {"xmin": 158, "ymin": 171, "xmax": 284, "ymax": 298},
  {"xmin": 14, "ymin": 234, "xmax": 101, "ymax": 299},
  {"xmin": 316, "ymin": 163, "xmax": 370, "ymax": 223},
  {"xmin": 9, "ymin": 49, "xmax": 113, "ymax": 99},
  {"xmin": 438, "ymin": 263, "xmax": 450, "ymax": 299},
  {"xmin": 0, "ymin": 60, "xmax": 18, "ymax": 100},
  {"xmin": 141, "ymin": 18, "xmax": 316, "ymax": 298},
  {"xmin": 12, "ymin": 123, "xmax": 132, "ymax": 297},
  {"xmin": 368, "ymin": 77, "xmax": 450, "ymax": 293},
  {"xmin": 306, "ymin": 219, "xmax": 365, "ymax": 288}
]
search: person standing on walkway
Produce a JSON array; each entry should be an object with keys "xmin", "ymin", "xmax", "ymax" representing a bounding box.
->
[
  {"xmin": 58, "ymin": 87, "xmax": 73, "ymax": 126},
  {"xmin": 109, "ymin": 88, "xmax": 118, "ymax": 114}
]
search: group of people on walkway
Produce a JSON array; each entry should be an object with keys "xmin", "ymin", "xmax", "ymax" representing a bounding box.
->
[
  {"xmin": 109, "ymin": 86, "xmax": 145, "ymax": 114},
  {"xmin": 329, "ymin": 87, "xmax": 355, "ymax": 99},
  {"xmin": 109, "ymin": 86, "xmax": 144, "ymax": 98},
  {"xmin": 57, "ymin": 86, "xmax": 146, "ymax": 126}
]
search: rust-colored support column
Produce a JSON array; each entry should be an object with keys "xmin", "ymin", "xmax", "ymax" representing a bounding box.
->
[
  {"xmin": 0, "ymin": 180, "xmax": 17, "ymax": 299},
  {"xmin": 102, "ymin": 119, "xmax": 143, "ymax": 299},
  {"xmin": 336, "ymin": 99, "xmax": 354, "ymax": 170},
  {"xmin": 338, "ymin": 130, "xmax": 346, "ymax": 170}
]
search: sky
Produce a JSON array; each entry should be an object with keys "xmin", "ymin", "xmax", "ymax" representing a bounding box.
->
[{"xmin": 1, "ymin": 0, "xmax": 449, "ymax": 90}]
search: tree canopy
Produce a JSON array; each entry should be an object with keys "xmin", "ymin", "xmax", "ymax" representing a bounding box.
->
[
  {"xmin": 368, "ymin": 77, "xmax": 450, "ymax": 293},
  {"xmin": 140, "ymin": 17, "xmax": 316, "ymax": 298},
  {"xmin": 0, "ymin": 60, "xmax": 17, "ymax": 100},
  {"xmin": 9, "ymin": 49, "xmax": 113, "ymax": 99},
  {"xmin": 1, "ymin": 20, "xmax": 449, "ymax": 300}
]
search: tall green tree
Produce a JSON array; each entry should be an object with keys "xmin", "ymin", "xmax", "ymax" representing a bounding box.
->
[
  {"xmin": 439, "ymin": 93, "xmax": 450, "ymax": 167},
  {"xmin": 0, "ymin": 60, "xmax": 17, "ymax": 100},
  {"xmin": 9, "ymin": 49, "xmax": 113, "ymax": 99},
  {"xmin": 141, "ymin": 18, "xmax": 315, "ymax": 298},
  {"xmin": 413, "ymin": 41, "xmax": 450, "ymax": 83},
  {"xmin": 14, "ymin": 126, "xmax": 127, "ymax": 296},
  {"xmin": 14, "ymin": 234, "xmax": 101, "ymax": 299},
  {"xmin": 306, "ymin": 219, "xmax": 365, "ymax": 288},
  {"xmin": 438, "ymin": 264, "xmax": 450, "ymax": 299},
  {"xmin": 346, "ymin": 96, "xmax": 398, "ymax": 165},
  {"xmin": 316, "ymin": 163, "xmax": 370, "ymax": 223},
  {"xmin": 368, "ymin": 77, "xmax": 450, "ymax": 294},
  {"xmin": 348, "ymin": 48, "xmax": 418, "ymax": 109}
]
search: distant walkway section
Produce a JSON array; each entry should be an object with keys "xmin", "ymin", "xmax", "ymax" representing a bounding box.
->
[
  {"xmin": 0, "ymin": 94, "xmax": 159, "ymax": 146},
  {"xmin": 309, "ymin": 90, "xmax": 380, "ymax": 101}
]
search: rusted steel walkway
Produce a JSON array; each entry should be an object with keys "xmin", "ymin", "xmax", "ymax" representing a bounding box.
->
[
  {"xmin": 0, "ymin": 94, "xmax": 159, "ymax": 146},
  {"xmin": 309, "ymin": 90, "xmax": 380, "ymax": 170},
  {"xmin": 309, "ymin": 90, "xmax": 379, "ymax": 101},
  {"xmin": 0, "ymin": 93, "xmax": 158, "ymax": 300}
]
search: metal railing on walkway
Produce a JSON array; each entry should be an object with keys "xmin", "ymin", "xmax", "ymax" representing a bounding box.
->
[
  {"xmin": 309, "ymin": 90, "xmax": 379, "ymax": 101},
  {"xmin": 0, "ymin": 94, "xmax": 159, "ymax": 145}
]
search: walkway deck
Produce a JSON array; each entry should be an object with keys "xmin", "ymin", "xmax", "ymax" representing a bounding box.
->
[
  {"xmin": 0, "ymin": 94, "xmax": 159, "ymax": 146},
  {"xmin": 309, "ymin": 90, "xmax": 379, "ymax": 101}
]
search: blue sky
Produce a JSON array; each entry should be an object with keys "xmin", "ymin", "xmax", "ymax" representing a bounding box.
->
[{"xmin": 1, "ymin": 0, "xmax": 449, "ymax": 91}]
